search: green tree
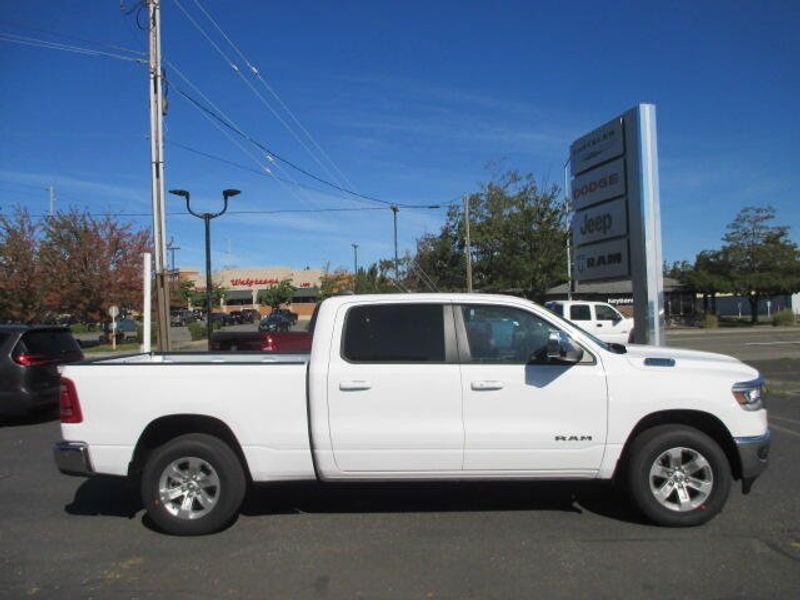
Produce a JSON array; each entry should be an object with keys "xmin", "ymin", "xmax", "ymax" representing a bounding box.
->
[
  {"xmin": 406, "ymin": 170, "xmax": 568, "ymax": 299},
  {"xmin": 356, "ymin": 260, "xmax": 402, "ymax": 294},
  {"xmin": 720, "ymin": 206, "xmax": 800, "ymax": 323},
  {"xmin": 257, "ymin": 278, "xmax": 295, "ymax": 310},
  {"xmin": 318, "ymin": 265, "xmax": 354, "ymax": 300}
]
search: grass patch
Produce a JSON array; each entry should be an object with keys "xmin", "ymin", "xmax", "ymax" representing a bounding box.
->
[{"xmin": 83, "ymin": 343, "xmax": 140, "ymax": 354}]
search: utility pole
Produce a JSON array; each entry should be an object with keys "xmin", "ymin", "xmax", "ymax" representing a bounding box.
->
[
  {"xmin": 564, "ymin": 159, "xmax": 573, "ymax": 300},
  {"xmin": 166, "ymin": 237, "xmax": 180, "ymax": 295},
  {"xmin": 390, "ymin": 205, "xmax": 399, "ymax": 281},
  {"xmin": 47, "ymin": 185, "xmax": 56, "ymax": 217},
  {"xmin": 464, "ymin": 196, "xmax": 473, "ymax": 293},
  {"xmin": 352, "ymin": 243, "xmax": 359, "ymax": 293},
  {"xmin": 148, "ymin": 0, "xmax": 171, "ymax": 351}
]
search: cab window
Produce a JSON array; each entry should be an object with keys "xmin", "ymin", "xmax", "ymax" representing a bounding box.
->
[{"xmin": 569, "ymin": 304, "xmax": 591, "ymax": 321}]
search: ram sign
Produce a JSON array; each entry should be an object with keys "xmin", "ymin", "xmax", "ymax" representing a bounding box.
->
[{"xmin": 569, "ymin": 104, "xmax": 665, "ymax": 345}]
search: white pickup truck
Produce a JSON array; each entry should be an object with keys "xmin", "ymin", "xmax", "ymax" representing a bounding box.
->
[{"xmin": 54, "ymin": 294, "xmax": 770, "ymax": 535}]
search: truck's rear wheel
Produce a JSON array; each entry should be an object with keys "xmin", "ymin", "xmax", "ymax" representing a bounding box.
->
[
  {"xmin": 627, "ymin": 425, "xmax": 731, "ymax": 527},
  {"xmin": 141, "ymin": 433, "xmax": 246, "ymax": 535}
]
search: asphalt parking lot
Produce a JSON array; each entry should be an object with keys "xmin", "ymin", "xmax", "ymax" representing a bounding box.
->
[{"xmin": 1, "ymin": 328, "xmax": 799, "ymax": 599}]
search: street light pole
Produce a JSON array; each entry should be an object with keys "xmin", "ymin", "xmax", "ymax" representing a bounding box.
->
[
  {"xmin": 170, "ymin": 188, "xmax": 240, "ymax": 349},
  {"xmin": 352, "ymin": 243, "xmax": 359, "ymax": 293}
]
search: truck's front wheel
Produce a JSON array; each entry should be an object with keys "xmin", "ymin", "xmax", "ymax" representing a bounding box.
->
[
  {"xmin": 627, "ymin": 425, "xmax": 731, "ymax": 527},
  {"xmin": 141, "ymin": 433, "xmax": 246, "ymax": 535}
]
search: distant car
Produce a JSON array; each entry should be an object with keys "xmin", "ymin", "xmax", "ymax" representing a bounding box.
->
[
  {"xmin": 544, "ymin": 300, "xmax": 634, "ymax": 345},
  {"xmin": 170, "ymin": 309, "xmax": 195, "ymax": 327},
  {"xmin": 210, "ymin": 312, "xmax": 234, "ymax": 327},
  {"xmin": 210, "ymin": 330, "xmax": 312, "ymax": 353},
  {"xmin": 272, "ymin": 308, "xmax": 298, "ymax": 325},
  {"xmin": 0, "ymin": 325, "xmax": 84, "ymax": 416},
  {"xmin": 258, "ymin": 313, "xmax": 291, "ymax": 333},
  {"xmin": 99, "ymin": 319, "xmax": 139, "ymax": 344},
  {"xmin": 239, "ymin": 308, "xmax": 260, "ymax": 323}
]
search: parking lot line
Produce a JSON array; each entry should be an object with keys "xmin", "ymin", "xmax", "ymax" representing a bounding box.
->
[
  {"xmin": 745, "ymin": 341, "xmax": 800, "ymax": 346},
  {"xmin": 770, "ymin": 414, "xmax": 800, "ymax": 426},
  {"xmin": 770, "ymin": 423, "xmax": 800, "ymax": 438}
]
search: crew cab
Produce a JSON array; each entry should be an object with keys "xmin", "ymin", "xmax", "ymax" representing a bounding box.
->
[
  {"xmin": 545, "ymin": 300, "xmax": 634, "ymax": 344},
  {"xmin": 53, "ymin": 294, "xmax": 770, "ymax": 535}
]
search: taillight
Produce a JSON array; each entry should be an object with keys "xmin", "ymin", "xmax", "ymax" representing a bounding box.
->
[
  {"xmin": 59, "ymin": 377, "xmax": 83, "ymax": 424},
  {"xmin": 261, "ymin": 335, "xmax": 276, "ymax": 352},
  {"xmin": 13, "ymin": 352, "xmax": 52, "ymax": 366}
]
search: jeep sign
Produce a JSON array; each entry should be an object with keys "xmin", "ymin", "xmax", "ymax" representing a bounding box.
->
[{"xmin": 572, "ymin": 197, "xmax": 628, "ymax": 247}]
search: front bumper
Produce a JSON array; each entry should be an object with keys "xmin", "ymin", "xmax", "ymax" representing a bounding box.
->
[
  {"xmin": 735, "ymin": 430, "xmax": 771, "ymax": 494},
  {"xmin": 53, "ymin": 441, "xmax": 94, "ymax": 476}
]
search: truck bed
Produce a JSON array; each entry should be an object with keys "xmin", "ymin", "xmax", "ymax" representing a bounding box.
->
[{"xmin": 60, "ymin": 352, "xmax": 315, "ymax": 481}]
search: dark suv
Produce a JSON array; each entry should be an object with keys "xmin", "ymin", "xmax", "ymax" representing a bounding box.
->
[{"xmin": 0, "ymin": 326, "xmax": 84, "ymax": 416}]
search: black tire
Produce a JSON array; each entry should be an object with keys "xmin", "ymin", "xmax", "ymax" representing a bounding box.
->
[
  {"xmin": 627, "ymin": 424, "xmax": 731, "ymax": 527},
  {"xmin": 141, "ymin": 433, "xmax": 246, "ymax": 536}
]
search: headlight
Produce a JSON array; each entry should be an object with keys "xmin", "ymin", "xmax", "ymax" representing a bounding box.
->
[{"xmin": 732, "ymin": 377, "xmax": 767, "ymax": 411}]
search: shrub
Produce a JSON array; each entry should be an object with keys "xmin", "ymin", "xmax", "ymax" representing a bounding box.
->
[
  {"xmin": 772, "ymin": 309, "xmax": 797, "ymax": 327},
  {"xmin": 187, "ymin": 322, "xmax": 207, "ymax": 340},
  {"xmin": 701, "ymin": 313, "xmax": 719, "ymax": 328}
]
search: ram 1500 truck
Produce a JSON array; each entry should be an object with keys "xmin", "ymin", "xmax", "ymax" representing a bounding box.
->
[{"xmin": 54, "ymin": 294, "xmax": 771, "ymax": 535}]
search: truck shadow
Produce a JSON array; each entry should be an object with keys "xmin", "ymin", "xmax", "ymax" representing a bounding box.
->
[
  {"xmin": 64, "ymin": 478, "xmax": 647, "ymax": 525},
  {"xmin": 65, "ymin": 476, "xmax": 142, "ymax": 519},
  {"xmin": 241, "ymin": 480, "xmax": 648, "ymax": 525}
]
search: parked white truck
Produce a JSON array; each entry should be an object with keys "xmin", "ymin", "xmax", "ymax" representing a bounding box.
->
[{"xmin": 54, "ymin": 294, "xmax": 770, "ymax": 535}]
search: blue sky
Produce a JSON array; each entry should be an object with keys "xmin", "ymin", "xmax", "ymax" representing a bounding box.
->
[{"xmin": 1, "ymin": 0, "xmax": 798, "ymax": 274}]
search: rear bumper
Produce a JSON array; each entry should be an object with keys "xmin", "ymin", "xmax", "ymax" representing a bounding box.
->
[
  {"xmin": 54, "ymin": 441, "xmax": 94, "ymax": 476},
  {"xmin": 735, "ymin": 430, "xmax": 771, "ymax": 493}
]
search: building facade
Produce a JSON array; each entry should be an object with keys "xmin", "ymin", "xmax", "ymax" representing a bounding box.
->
[{"xmin": 179, "ymin": 266, "xmax": 325, "ymax": 317}]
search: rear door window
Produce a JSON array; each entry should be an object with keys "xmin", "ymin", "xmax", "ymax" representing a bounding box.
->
[
  {"xmin": 343, "ymin": 304, "xmax": 445, "ymax": 363},
  {"xmin": 569, "ymin": 304, "xmax": 592, "ymax": 321}
]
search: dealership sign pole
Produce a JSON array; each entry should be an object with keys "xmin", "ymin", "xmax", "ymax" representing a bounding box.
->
[{"xmin": 569, "ymin": 104, "xmax": 665, "ymax": 345}]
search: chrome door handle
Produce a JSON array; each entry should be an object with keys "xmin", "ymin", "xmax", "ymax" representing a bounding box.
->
[
  {"xmin": 471, "ymin": 380, "xmax": 504, "ymax": 391},
  {"xmin": 339, "ymin": 380, "xmax": 372, "ymax": 391}
]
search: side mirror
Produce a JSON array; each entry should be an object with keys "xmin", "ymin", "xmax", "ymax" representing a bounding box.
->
[{"xmin": 544, "ymin": 332, "xmax": 584, "ymax": 364}]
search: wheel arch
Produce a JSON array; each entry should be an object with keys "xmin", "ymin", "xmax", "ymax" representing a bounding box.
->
[
  {"xmin": 128, "ymin": 414, "xmax": 252, "ymax": 482},
  {"xmin": 615, "ymin": 410, "xmax": 742, "ymax": 481}
]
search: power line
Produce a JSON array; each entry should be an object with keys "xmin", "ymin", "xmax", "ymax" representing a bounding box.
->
[
  {"xmin": 165, "ymin": 59, "xmax": 345, "ymax": 214},
  {"xmin": 171, "ymin": 84, "xmax": 406, "ymax": 207},
  {"xmin": 0, "ymin": 19, "xmax": 145, "ymax": 57},
  {"xmin": 0, "ymin": 32, "xmax": 146, "ymax": 63},
  {"xmin": 186, "ymin": 0, "xmax": 358, "ymax": 194},
  {"xmin": 173, "ymin": 0, "xmax": 354, "ymax": 196}
]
